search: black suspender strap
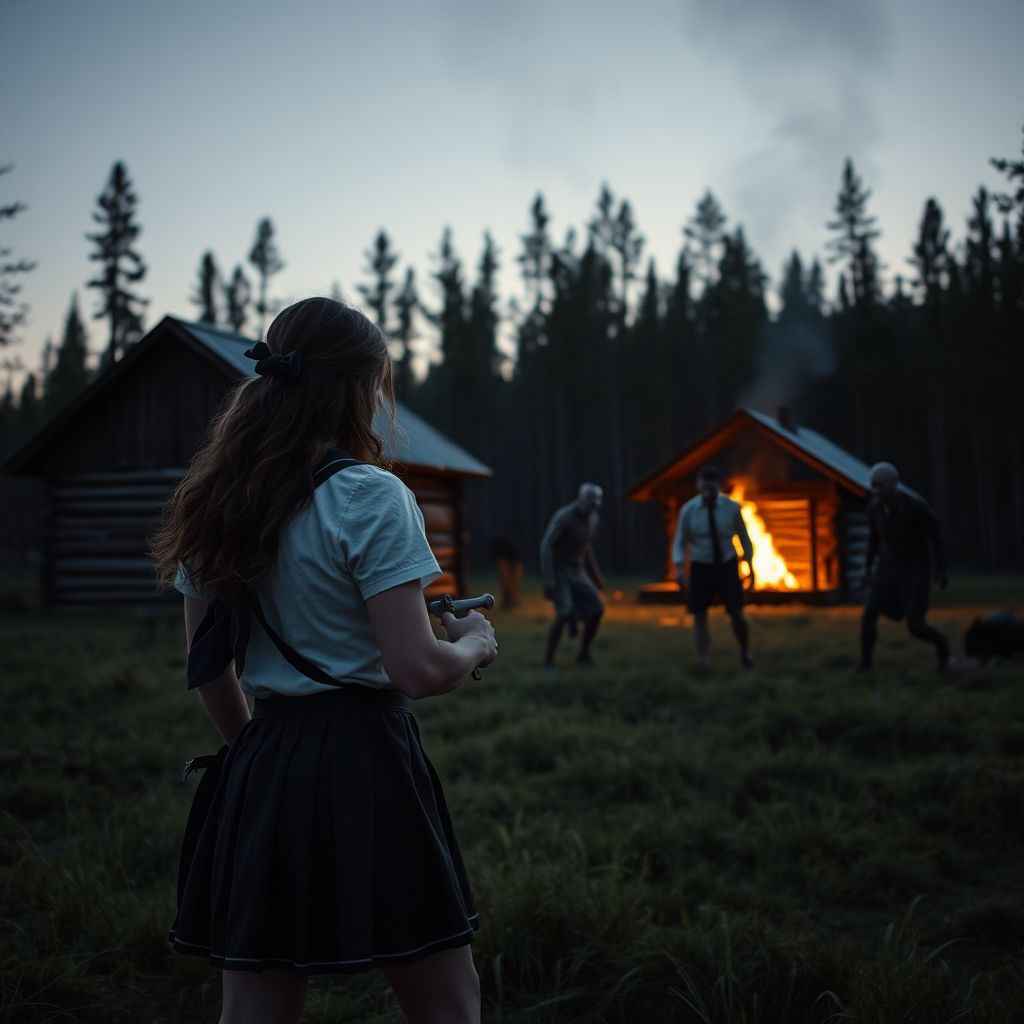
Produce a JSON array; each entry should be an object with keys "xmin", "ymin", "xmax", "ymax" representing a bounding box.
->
[
  {"xmin": 246, "ymin": 590, "xmax": 348, "ymax": 688},
  {"xmin": 184, "ymin": 450, "xmax": 364, "ymax": 691},
  {"xmin": 313, "ymin": 454, "xmax": 362, "ymax": 487},
  {"xmin": 245, "ymin": 449, "xmax": 364, "ymax": 688}
]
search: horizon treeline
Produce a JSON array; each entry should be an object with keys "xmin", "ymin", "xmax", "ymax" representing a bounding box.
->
[
  {"xmin": 2, "ymin": 136, "xmax": 1023, "ymax": 573},
  {"xmin": 392, "ymin": 142, "xmax": 1024, "ymax": 574}
]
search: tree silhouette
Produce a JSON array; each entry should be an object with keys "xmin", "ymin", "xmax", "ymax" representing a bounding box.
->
[
  {"xmin": 991, "ymin": 125, "xmax": 1024, "ymax": 214},
  {"xmin": 224, "ymin": 265, "xmax": 251, "ymax": 334},
  {"xmin": 827, "ymin": 159, "xmax": 881, "ymax": 308},
  {"xmin": 0, "ymin": 164, "xmax": 36, "ymax": 346},
  {"xmin": 357, "ymin": 231, "xmax": 399, "ymax": 331},
  {"xmin": 46, "ymin": 295, "xmax": 90, "ymax": 413},
  {"xmin": 826, "ymin": 159, "xmax": 883, "ymax": 456},
  {"xmin": 425, "ymin": 228, "xmax": 468, "ymax": 435},
  {"xmin": 392, "ymin": 267, "xmax": 418, "ymax": 395},
  {"xmin": 87, "ymin": 162, "xmax": 147, "ymax": 364},
  {"xmin": 191, "ymin": 251, "xmax": 220, "ymax": 324},
  {"xmin": 684, "ymin": 190, "xmax": 727, "ymax": 290},
  {"xmin": 589, "ymin": 185, "xmax": 644, "ymax": 321},
  {"xmin": 908, "ymin": 198, "xmax": 951, "ymax": 520},
  {"xmin": 248, "ymin": 218, "xmax": 284, "ymax": 336},
  {"xmin": 518, "ymin": 194, "xmax": 551, "ymax": 316}
]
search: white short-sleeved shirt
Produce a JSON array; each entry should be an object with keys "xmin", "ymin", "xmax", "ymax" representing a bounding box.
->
[
  {"xmin": 175, "ymin": 464, "xmax": 440, "ymax": 698},
  {"xmin": 672, "ymin": 492, "xmax": 753, "ymax": 567}
]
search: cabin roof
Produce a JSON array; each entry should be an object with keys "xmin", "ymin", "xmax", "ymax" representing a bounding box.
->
[
  {"xmin": 4, "ymin": 316, "xmax": 492, "ymax": 479},
  {"xmin": 625, "ymin": 407, "xmax": 873, "ymax": 501}
]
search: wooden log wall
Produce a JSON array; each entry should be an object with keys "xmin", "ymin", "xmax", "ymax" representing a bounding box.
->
[
  {"xmin": 46, "ymin": 467, "xmax": 470, "ymax": 611},
  {"xmin": 402, "ymin": 472, "xmax": 467, "ymax": 597},
  {"xmin": 46, "ymin": 468, "xmax": 185, "ymax": 610},
  {"xmin": 814, "ymin": 492, "xmax": 841, "ymax": 591},
  {"xmin": 756, "ymin": 498, "xmax": 814, "ymax": 591},
  {"xmin": 841, "ymin": 510, "xmax": 870, "ymax": 600}
]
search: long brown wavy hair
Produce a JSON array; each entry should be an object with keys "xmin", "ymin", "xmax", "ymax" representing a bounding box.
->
[{"xmin": 151, "ymin": 297, "xmax": 395, "ymax": 605}]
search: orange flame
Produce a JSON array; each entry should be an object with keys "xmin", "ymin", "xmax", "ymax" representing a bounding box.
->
[{"xmin": 727, "ymin": 485, "xmax": 800, "ymax": 590}]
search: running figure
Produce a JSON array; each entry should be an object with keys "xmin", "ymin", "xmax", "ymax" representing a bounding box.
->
[
  {"xmin": 673, "ymin": 465, "xmax": 755, "ymax": 669},
  {"xmin": 855, "ymin": 461, "xmax": 950, "ymax": 671},
  {"xmin": 540, "ymin": 483, "xmax": 605, "ymax": 670}
]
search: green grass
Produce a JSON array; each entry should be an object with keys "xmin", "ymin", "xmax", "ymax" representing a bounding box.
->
[{"xmin": 2, "ymin": 576, "xmax": 1024, "ymax": 1022}]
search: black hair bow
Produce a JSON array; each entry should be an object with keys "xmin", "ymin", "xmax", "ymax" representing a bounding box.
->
[{"xmin": 244, "ymin": 341, "xmax": 302, "ymax": 380}]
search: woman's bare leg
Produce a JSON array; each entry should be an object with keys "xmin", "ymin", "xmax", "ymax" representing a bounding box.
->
[
  {"xmin": 220, "ymin": 969, "xmax": 307, "ymax": 1024},
  {"xmin": 380, "ymin": 944, "xmax": 480, "ymax": 1024}
]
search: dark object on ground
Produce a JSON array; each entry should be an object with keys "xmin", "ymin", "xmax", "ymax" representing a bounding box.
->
[
  {"xmin": 965, "ymin": 609, "xmax": 1024, "ymax": 661},
  {"xmin": 491, "ymin": 535, "xmax": 524, "ymax": 609}
]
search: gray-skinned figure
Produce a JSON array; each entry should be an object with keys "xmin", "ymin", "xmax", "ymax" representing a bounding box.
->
[{"xmin": 540, "ymin": 483, "xmax": 605, "ymax": 670}]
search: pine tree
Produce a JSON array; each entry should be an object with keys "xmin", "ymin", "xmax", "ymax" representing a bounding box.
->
[
  {"xmin": 424, "ymin": 228, "xmax": 469, "ymax": 436},
  {"xmin": 626, "ymin": 259, "xmax": 670, "ymax": 467},
  {"xmin": 462, "ymin": 235, "xmax": 503, "ymax": 558},
  {"xmin": 993, "ymin": 206, "xmax": 1024, "ymax": 562},
  {"xmin": 46, "ymin": 295, "xmax": 90, "ymax": 413},
  {"xmin": 684, "ymin": 190, "xmax": 727, "ymax": 290},
  {"xmin": 224, "ymin": 266, "xmax": 251, "ymax": 334},
  {"xmin": 586, "ymin": 185, "xmax": 641, "ymax": 566},
  {"xmin": 357, "ymin": 231, "xmax": 398, "ymax": 331},
  {"xmin": 518, "ymin": 194, "xmax": 551, "ymax": 316},
  {"xmin": 248, "ymin": 218, "xmax": 284, "ymax": 336},
  {"xmin": 87, "ymin": 161, "xmax": 148, "ymax": 364},
  {"xmin": 908, "ymin": 198, "xmax": 950, "ymax": 520},
  {"xmin": 962, "ymin": 187, "xmax": 999, "ymax": 562},
  {"xmin": 18, "ymin": 372, "xmax": 40, "ymax": 435},
  {"xmin": 664, "ymin": 247, "xmax": 697, "ymax": 444},
  {"xmin": 392, "ymin": 267, "xmax": 418, "ymax": 396},
  {"xmin": 991, "ymin": 125, "xmax": 1024, "ymax": 214},
  {"xmin": 700, "ymin": 227, "xmax": 767, "ymax": 421},
  {"xmin": 0, "ymin": 164, "xmax": 36, "ymax": 346},
  {"xmin": 467, "ymin": 233, "xmax": 502, "ymax": 392},
  {"xmin": 191, "ymin": 251, "xmax": 220, "ymax": 324},
  {"xmin": 589, "ymin": 185, "xmax": 644, "ymax": 321},
  {"xmin": 826, "ymin": 159, "xmax": 883, "ymax": 456},
  {"xmin": 827, "ymin": 159, "xmax": 881, "ymax": 308},
  {"xmin": 752, "ymin": 251, "xmax": 833, "ymax": 418},
  {"xmin": 509, "ymin": 196, "xmax": 556, "ymax": 560},
  {"xmin": 0, "ymin": 381, "xmax": 15, "ymax": 454}
]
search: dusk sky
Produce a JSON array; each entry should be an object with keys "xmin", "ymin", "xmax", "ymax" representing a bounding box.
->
[{"xmin": 2, "ymin": 0, "xmax": 1022, "ymax": 377}]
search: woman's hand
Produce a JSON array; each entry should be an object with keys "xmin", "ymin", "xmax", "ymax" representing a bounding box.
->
[
  {"xmin": 367, "ymin": 581, "xmax": 498, "ymax": 699},
  {"xmin": 441, "ymin": 610, "xmax": 497, "ymax": 669}
]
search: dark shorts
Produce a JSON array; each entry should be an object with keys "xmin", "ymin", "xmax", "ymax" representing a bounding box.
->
[
  {"xmin": 553, "ymin": 565, "xmax": 604, "ymax": 621},
  {"xmin": 865, "ymin": 559, "xmax": 930, "ymax": 623},
  {"xmin": 687, "ymin": 559, "xmax": 744, "ymax": 616}
]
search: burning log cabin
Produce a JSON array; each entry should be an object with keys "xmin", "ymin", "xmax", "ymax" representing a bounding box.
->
[
  {"xmin": 625, "ymin": 407, "xmax": 873, "ymax": 604},
  {"xmin": 3, "ymin": 316, "xmax": 492, "ymax": 610}
]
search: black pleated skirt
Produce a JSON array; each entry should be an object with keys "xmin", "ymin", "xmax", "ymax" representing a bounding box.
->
[{"xmin": 170, "ymin": 687, "xmax": 478, "ymax": 975}]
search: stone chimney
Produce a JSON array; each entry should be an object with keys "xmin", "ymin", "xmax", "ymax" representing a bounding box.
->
[{"xmin": 777, "ymin": 406, "xmax": 798, "ymax": 432}]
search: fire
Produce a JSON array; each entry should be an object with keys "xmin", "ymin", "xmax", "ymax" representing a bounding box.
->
[{"xmin": 727, "ymin": 485, "xmax": 800, "ymax": 590}]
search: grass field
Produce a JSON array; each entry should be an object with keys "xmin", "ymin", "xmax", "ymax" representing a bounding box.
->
[{"xmin": 2, "ymin": 574, "xmax": 1024, "ymax": 1022}]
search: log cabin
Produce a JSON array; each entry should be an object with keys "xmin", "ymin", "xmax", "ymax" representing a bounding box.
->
[
  {"xmin": 625, "ymin": 407, "xmax": 875, "ymax": 604},
  {"xmin": 3, "ymin": 317, "xmax": 491, "ymax": 610}
]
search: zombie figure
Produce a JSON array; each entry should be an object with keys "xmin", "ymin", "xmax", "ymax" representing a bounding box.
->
[
  {"xmin": 856, "ymin": 462, "xmax": 950, "ymax": 672},
  {"xmin": 673, "ymin": 465, "xmax": 755, "ymax": 669},
  {"xmin": 540, "ymin": 483, "xmax": 605, "ymax": 669}
]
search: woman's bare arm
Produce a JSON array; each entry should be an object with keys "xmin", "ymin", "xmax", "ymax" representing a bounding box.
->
[
  {"xmin": 366, "ymin": 580, "xmax": 497, "ymax": 700},
  {"xmin": 184, "ymin": 596, "xmax": 251, "ymax": 745}
]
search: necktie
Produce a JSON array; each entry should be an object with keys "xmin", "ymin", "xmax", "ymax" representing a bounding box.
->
[{"xmin": 707, "ymin": 501, "xmax": 723, "ymax": 564}]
